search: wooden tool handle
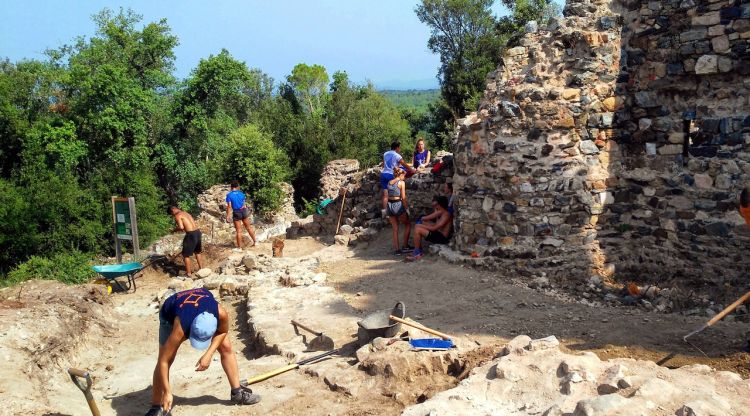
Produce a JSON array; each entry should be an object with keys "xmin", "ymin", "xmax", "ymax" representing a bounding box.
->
[
  {"xmin": 706, "ymin": 290, "xmax": 750, "ymax": 327},
  {"xmin": 291, "ymin": 320, "xmax": 322, "ymax": 336},
  {"xmin": 243, "ymin": 364, "xmax": 298, "ymax": 385},
  {"xmin": 389, "ymin": 315, "xmax": 452, "ymax": 340}
]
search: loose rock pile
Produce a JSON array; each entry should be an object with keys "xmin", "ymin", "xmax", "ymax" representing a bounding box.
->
[
  {"xmin": 403, "ymin": 334, "xmax": 750, "ymax": 416},
  {"xmin": 287, "ymin": 155, "xmax": 454, "ymax": 246}
]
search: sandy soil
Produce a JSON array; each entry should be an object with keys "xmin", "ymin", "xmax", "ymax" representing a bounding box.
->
[{"xmin": 0, "ymin": 231, "xmax": 748, "ymax": 416}]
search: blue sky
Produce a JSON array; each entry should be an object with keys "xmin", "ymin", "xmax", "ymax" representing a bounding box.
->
[{"xmin": 1, "ymin": 1, "xmax": 521, "ymax": 90}]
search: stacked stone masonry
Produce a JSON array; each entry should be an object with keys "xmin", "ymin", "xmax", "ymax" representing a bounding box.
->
[
  {"xmin": 452, "ymin": 0, "xmax": 750, "ymax": 299},
  {"xmin": 287, "ymin": 156, "xmax": 454, "ymax": 245}
]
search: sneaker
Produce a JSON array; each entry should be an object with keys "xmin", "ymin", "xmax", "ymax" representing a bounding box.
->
[
  {"xmin": 743, "ymin": 340, "xmax": 750, "ymax": 353},
  {"xmin": 231, "ymin": 247, "xmax": 242, "ymax": 253},
  {"xmin": 406, "ymin": 251, "xmax": 424, "ymax": 262},
  {"xmin": 145, "ymin": 405, "xmax": 168, "ymax": 416},
  {"xmin": 401, "ymin": 245, "xmax": 415, "ymax": 253},
  {"xmin": 231, "ymin": 386, "xmax": 261, "ymax": 405},
  {"xmin": 393, "ymin": 250, "xmax": 403, "ymax": 256}
]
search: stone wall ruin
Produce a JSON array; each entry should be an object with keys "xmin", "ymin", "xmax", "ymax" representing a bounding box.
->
[{"xmin": 452, "ymin": 0, "xmax": 750, "ymax": 300}]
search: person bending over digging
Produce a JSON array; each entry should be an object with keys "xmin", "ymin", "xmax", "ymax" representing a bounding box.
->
[
  {"xmin": 386, "ymin": 167, "xmax": 413, "ymax": 255},
  {"xmin": 407, "ymin": 196, "xmax": 453, "ymax": 261},
  {"xmin": 168, "ymin": 206, "xmax": 204, "ymax": 277},
  {"xmin": 225, "ymin": 180, "xmax": 256, "ymax": 251},
  {"xmin": 146, "ymin": 288, "xmax": 260, "ymax": 415}
]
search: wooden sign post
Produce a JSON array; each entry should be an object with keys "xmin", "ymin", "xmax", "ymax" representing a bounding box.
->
[{"xmin": 111, "ymin": 197, "xmax": 140, "ymax": 263}]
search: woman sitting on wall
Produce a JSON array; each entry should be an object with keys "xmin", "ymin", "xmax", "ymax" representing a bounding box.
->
[
  {"xmin": 385, "ymin": 167, "xmax": 413, "ymax": 255},
  {"xmin": 411, "ymin": 137, "xmax": 431, "ymax": 172}
]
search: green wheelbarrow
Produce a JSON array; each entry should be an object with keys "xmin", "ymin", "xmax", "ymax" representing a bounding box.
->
[{"xmin": 92, "ymin": 262, "xmax": 144, "ymax": 293}]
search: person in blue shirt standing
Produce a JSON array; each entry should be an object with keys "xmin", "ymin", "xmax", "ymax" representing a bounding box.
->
[
  {"xmin": 225, "ymin": 180, "xmax": 256, "ymax": 251},
  {"xmin": 380, "ymin": 141, "xmax": 414, "ymax": 217},
  {"xmin": 146, "ymin": 288, "xmax": 260, "ymax": 415}
]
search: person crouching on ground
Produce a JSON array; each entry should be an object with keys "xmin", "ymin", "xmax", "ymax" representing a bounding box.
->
[
  {"xmin": 380, "ymin": 141, "xmax": 414, "ymax": 218},
  {"xmin": 386, "ymin": 167, "xmax": 413, "ymax": 255},
  {"xmin": 407, "ymin": 195, "xmax": 453, "ymax": 261},
  {"xmin": 146, "ymin": 288, "xmax": 260, "ymax": 416},
  {"xmin": 168, "ymin": 206, "xmax": 204, "ymax": 277},
  {"xmin": 225, "ymin": 180, "xmax": 256, "ymax": 251}
]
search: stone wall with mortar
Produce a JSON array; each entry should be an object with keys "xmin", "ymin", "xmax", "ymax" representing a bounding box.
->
[
  {"xmin": 287, "ymin": 155, "xmax": 454, "ymax": 245},
  {"xmin": 452, "ymin": 0, "xmax": 750, "ymax": 298}
]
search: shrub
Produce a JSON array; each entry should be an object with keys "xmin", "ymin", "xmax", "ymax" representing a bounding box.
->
[
  {"xmin": 221, "ymin": 124, "xmax": 291, "ymax": 214},
  {"xmin": 3, "ymin": 251, "xmax": 96, "ymax": 286}
]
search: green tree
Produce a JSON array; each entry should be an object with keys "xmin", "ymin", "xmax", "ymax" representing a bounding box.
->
[
  {"xmin": 415, "ymin": 0, "xmax": 506, "ymax": 119},
  {"xmin": 219, "ymin": 125, "xmax": 291, "ymax": 214},
  {"xmin": 163, "ymin": 49, "xmax": 274, "ymax": 208},
  {"xmin": 288, "ymin": 63, "xmax": 329, "ymax": 113}
]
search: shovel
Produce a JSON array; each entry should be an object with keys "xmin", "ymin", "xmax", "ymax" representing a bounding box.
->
[
  {"xmin": 389, "ymin": 315, "xmax": 452, "ymax": 340},
  {"xmin": 68, "ymin": 368, "xmax": 101, "ymax": 416},
  {"xmin": 291, "ymin": 320, "xmax": 335, "ymax": 351},
  {"xmin": 683, "ymin": 290, "xmax": 750, "ymax": 342},
  {"xmin": 241, "ymin": 348, "xmax": 340, "ymax": 386}
]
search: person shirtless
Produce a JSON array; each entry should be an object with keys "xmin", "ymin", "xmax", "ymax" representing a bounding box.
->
[
  {"xmin": 406, "ymin": 195, "xmax": 453, "ymax": 261},
  {"xmin": 168, "ymin": 206, "xmax": 204, "ymax": 276}
]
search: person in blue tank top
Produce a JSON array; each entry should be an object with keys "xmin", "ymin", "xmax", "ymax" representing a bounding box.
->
[
  {"xmin": 225, "ymin": 180, "xmax": 256, "ymax": 251},
  {"xmin": 411, "ymin": 137, "xmax": 431, "ymax": 172},
  {"xmin": 146, "ymin": 288, "xmax": 260, "ymax": 415}
]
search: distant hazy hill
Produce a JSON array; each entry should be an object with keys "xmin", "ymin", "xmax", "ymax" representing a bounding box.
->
[{"xmin": 379, "ymin": 89, "xmax": 440, "ymax": 113}]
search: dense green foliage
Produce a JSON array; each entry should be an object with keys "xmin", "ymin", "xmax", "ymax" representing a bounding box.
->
[
  {"xmin": 4, "ymin": 252, "xmax": 96, "ymax": 286},
  {"xmin": 0, "ymin": 9, "xmax": 414, "ymax": 283},
  {"xmin": 380, "ymin": 89, "xmax": 440, "ymax": 113}
]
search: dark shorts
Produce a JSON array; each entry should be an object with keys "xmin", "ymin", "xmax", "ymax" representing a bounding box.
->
[
  {"xmin": 426, "ymin": 230, "xmax": 450, "ymax": 245},
  {"xmin": 182, "ymin": 230, "xmax": 202, "ymax": 257},
  {"xmin": 232, "ymin": 207, "xmax": 251, "ymax": 221},
  {"xmin": 380, "ymin": 172, "xmax": 394, "ymax": 190},
  {"xmin": 158, "ymin": 313, "xmax": 173, "ymax": 346},
  {"xmin": 387, "ymin": 200, "xmax": 406, "ymax": 217}
]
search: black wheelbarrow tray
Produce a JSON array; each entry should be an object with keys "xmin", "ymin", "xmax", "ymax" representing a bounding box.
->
[
  {"xmin": 92, "ymin": 262, "xmax": 144, "ymax": 293},
  {"xmin": 357, "ymin": 301, "xmax": 406, "ymax": 346}
]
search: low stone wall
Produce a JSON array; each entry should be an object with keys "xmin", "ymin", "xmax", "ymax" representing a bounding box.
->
[{"xmin": 287, "ymin": 155, "xmax": 454, "ymax": 245}]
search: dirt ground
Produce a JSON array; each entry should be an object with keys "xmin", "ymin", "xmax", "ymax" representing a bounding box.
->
[{"xmin": 0, "ymin": 231, "xmax": 748, "ymax": 415}]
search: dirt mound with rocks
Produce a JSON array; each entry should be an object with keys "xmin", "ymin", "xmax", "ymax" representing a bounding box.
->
[
  {"xmin": 0, "ymin": 280, "xmax": 114, "ymax": 414},
  {"xmin": 403, "ymin": 335, "xmax": 750, "ymax": 416}
]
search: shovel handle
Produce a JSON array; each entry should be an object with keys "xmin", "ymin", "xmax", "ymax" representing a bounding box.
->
[
  {"xmin": 243, "ymin": 363, "xmax": 299, "ymax": 385},
  {"xmin": 389, "ymin": 315, "xmax": 452, "ymax": 340},
  {"xmin": 68, "ymin": 368, "xmax": 101, "ymax": 416},
  {"xmin": 290, "ymin": 320, "xmax": 322, "ymax": 336},
  {"xmin": 706, "ymin": 290, "xmax": 750, "ymax": 327}
]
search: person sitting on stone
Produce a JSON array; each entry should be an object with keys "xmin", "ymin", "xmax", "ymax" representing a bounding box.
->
[
  {"xmin": 385, "ymin": 167, "xmax": 413, "ymax": 255},
  {"xmin": 407, "ymin": 195, "xmax": 453, "ymax": 261},
  {"xmin": 146, "ymin": 288, "xmax": 260, "ymax": 415},
  {"xmin": 411, "ymin": 137, "xmax": 431, "ymax": 172},
  {"xmin": 380, "ymin": 141, "xmax": 415, "ymax": 218}
]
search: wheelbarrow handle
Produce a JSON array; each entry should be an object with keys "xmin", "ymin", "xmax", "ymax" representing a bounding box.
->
[{"xmin": 68, "ymin": 368, "xmax": 101, "ymax": 416}]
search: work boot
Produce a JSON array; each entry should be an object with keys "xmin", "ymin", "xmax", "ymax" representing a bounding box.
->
[{"xmin": 231, "ymin": 386, "xmax": 261, "ymax": 405}]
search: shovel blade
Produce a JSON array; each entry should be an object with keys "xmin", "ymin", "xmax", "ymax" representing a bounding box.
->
[{"xmin": 306, "ymin": 334, "xmax": 335, "ymax": 351}]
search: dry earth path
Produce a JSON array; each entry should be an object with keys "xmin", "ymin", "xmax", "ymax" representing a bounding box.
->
[{"xmin": 0, "ymin": 231, "xmax": 748, "ymax": 416}]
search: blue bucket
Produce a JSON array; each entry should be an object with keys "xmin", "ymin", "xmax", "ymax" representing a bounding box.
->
[{"xmin": 409, "ymin": 338, "xmax": 454, "ymax": 350}]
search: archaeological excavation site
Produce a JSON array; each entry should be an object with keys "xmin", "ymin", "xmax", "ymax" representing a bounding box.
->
[{"xmin": 3, "ymin": 0, "xmax": 750, "ymax": 415}]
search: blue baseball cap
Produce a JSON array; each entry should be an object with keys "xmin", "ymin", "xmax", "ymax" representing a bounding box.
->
[{"xmin": 189, "ymin": 311, "xmax": 218, "ymax": 350}]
